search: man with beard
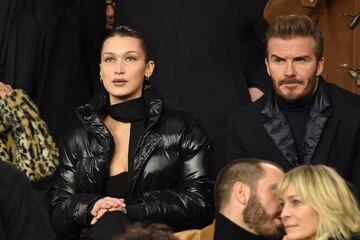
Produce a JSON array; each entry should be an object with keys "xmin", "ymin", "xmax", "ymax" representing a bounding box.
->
[
  {"xmin": 175, "ymin": 158, "xmax": 284, "ymax": 240},
  {"xmin": 226, "ymin": 15, "xmax": 360, "ymax": 200}
]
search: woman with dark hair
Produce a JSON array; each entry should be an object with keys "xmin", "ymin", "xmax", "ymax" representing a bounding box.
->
[{"xmin": 48, "ymin": 25, "xmax": 214, "ymax": 240}]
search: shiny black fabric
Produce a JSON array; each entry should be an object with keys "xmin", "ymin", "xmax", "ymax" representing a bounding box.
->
[
  {"xmin": 48, "ymin": 85, "xmax": 214, "ymax": 239},
  {"xmin": 226, "ymin": 78, "xmax": 360, "ymax": 201},
  {"xmin": 261, "ymin": 78, "xmax": 331, "ymax": 165}
]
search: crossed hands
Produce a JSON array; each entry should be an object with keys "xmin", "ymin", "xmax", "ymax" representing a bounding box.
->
[
  {"xmin": 0, "ymin": 82, "xmax": 12, "ymax": 98},
  {"xmin": 90, "ymin": 197, "xmax": 126, "ymax": 225}
]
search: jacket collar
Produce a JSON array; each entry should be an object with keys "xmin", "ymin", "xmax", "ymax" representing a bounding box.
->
[
  {"xmin": 75, "ymin": 84, "xmax": 163, "ymax": 137},
  {"xmin": 261, "ymin": 77, "xmax": 331, "ymax": 118},
  {"xmin": 261, "ymin": 77, "xmax": 333, "ymax": 165},
  {"xmin": 75, "ymin": 84, "xmax": 164, "ymax": 193}
]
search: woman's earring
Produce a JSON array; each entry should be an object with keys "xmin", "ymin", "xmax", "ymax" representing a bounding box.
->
[
  {"xmin": 145, "ymin": 76, "xmax": 150, "ymax": 81},
  {"xmin": 99, "ymin": 74, "xmax": 103, "ymax": 83}
]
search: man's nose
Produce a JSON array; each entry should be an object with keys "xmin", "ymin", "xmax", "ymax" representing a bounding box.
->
[{"xmin": 284, "ymin": 61, "xmax": 295, "ymax": 77}]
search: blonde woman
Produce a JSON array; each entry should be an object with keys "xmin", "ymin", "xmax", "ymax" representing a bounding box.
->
[{"xmin": 277, "ymin": 165, "xmax": 360, "ymax": 240}]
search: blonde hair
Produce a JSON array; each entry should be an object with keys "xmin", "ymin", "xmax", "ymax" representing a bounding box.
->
[{"xmin": 277, "ymin": 165, "xmax": 360, "ymax": 240}]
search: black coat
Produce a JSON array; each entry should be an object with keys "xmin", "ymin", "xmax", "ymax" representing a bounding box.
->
[
  {"xmin": 48, "ymin": 86, "xmax": 214, "ymax": 239},
  {"xmin": 115, "ymin": 0, "xmax": 270, "ymax": 173},
  {"xmin": 0, "ymin": 161, "xmax": 55, "ymax": 240},
  {"xmin": 38, "ymin": 0, "xmax": 106, "ymax": 142},
  {"xmin": 226, "ymin": 80, "xmax": 360, "ymax": 198},
  {"xmin": 0, "ymin": 0, "xmax": 106, "ymax": 142}
]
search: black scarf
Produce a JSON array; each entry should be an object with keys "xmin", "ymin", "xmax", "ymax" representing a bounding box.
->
[
  {"xmin": 105, "ymin": 97, "xmax": 147, "ymax": 177},
  {"xmin": 106, "ymin": 97, "xmax": 147, "ymax": 122}
]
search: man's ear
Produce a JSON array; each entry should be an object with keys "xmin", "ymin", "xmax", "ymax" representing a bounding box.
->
[
  {"xmin": 233, "ymin": 182, "xmax": 250, "ymax": 206},
  {"xmin": 265, "ymin": 58, "xmax": 271, "ymax": 76},
  {"xmin": 316, "ymin": 57, "xmax": 324, "ymax": 77}
]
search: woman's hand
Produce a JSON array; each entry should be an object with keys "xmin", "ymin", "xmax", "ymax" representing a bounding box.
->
[
  {"xmin": 90, "ymin": 197, "xmax": 126, "ymax": 225},
  {"xmin": 0, "ymin": 82, "xmax": 12, "ymax": 98}
]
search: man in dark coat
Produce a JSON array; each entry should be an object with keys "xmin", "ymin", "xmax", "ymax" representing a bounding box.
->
[
  {"xmin": 0, "ymin": 161, "xmax": 56, "ymax": 240},
  {"xmin": 115, "ymin": 0, "xmax": 270, "ymax": 174},
  {"xmin": 226, "ymin": 15, "xmax": 360, "ymax": 199}
]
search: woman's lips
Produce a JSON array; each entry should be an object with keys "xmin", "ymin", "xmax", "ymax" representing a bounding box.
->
[
  {"xmin": 112, "ymin": 79, "xmax": 127, "ymax": 86},
  {"xmin": 284, "ymin": 224, "xmax": 298, "ymax": 232}
]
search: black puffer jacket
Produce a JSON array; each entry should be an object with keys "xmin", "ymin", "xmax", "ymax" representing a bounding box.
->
[{"xmin": 48, "ymin": 86, "xmax": 214, "ymax": 239}]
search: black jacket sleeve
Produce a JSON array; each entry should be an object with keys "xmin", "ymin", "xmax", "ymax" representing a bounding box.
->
[
  {"xmin": 226, "ymin": 113, "xmax": 248, "ymax": 162},
  {"xmin": 47, "ymin": 135, "xmax": 101, "ymax": 238},
  {"xmin": 137, "ymin": 115, "xmax": 214, "ymax": 230}
]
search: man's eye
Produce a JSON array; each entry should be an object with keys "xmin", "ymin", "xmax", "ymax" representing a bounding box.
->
[
  {"xmin": 295, "ymin": 58, "xmax": 306, "ymax": 63},
  {"xmin": 273, "ymin": 58, "xmax": 285, "ymax": 63}
]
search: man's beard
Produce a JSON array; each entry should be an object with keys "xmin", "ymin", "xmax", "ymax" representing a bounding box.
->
[
  {"xmin": 274, "ymin": 73, "xmax": 318, "ymax": 101},
  {"xmin": 243, "ymin": 192, "xmax": 284, "ymax": 240}
]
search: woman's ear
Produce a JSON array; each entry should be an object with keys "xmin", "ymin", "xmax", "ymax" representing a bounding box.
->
[
  {"xmin": 99, "ymin": 71, "xmax": 103, "ymax": 82},
  {"xmin": 145, "ymin": 61, "xmax": 155, "ymax": 78}
]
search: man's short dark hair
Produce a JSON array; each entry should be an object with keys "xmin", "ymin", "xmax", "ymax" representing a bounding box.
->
[
  {"xmin": 265, "ymin": 15, "xmax": 323, "ymax": 60},
  {"xmin": 214, "ymin": 158, "xmax": 282, "ymax": 210}
]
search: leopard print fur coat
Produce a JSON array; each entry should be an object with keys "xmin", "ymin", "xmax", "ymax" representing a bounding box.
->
[{"xmin": 0, "ymin": 89, "xmax": 59, "ymax": 181}]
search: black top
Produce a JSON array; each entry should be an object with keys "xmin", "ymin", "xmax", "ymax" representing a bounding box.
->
[
  {"xmin": 104, "ymin": 172, "xmax": 137, "ymax": 205},
  {"xmin": 276, "ymin": 92, "xmax": 315, "ymax": 164},
  {"xmin": 214, "ymin": 212, "xmax": 267, "ymax": 240},
  {"xmin": 106, "ymin": 97, "xmax": 147, "ymax": 176},
  {"xmin": 104, "ymin": 97, "xmax": 147, "ymax": 205}
]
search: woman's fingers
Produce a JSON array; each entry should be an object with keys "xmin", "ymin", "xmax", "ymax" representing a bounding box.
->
[
  {"xmin": 91, "ymin": 197, "xmax": 126, "ymax": 216},
  {"xmin": 0, "ymin": 82, "xmax": 12, "ymax": 98},
  {"xmin": 91, "ymin": 208, "xmax": 108, "ymax": 225},
  {"xmin": 108, "ymin": 206, "xmax": 126, "ymax": 213},
  {"xmin": 90, "ymin": 206, "xmax": 127, "ymax": 225}
]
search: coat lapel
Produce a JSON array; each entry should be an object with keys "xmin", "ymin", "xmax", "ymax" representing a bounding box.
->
[
  {"xmin": 261, "ymin": 93, "xmax": 299, "ymax": 166},
  {"xmin": 262, "ymin": 79, "xmax": 335, "ymax": 166},
  {"xmin": 262, "ymin": 113, "xmax": 299, "ymax": 166},
  {"xmin": 303, "ymin": 80, "xmax": 333, "ymax": 164}
]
